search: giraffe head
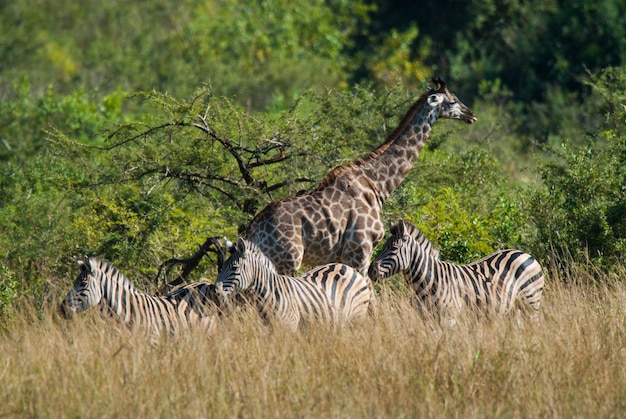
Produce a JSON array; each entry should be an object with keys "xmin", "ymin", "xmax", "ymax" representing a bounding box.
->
[{"xmin": 426, "ymin": 77, "xmax": 477, "ymax": 124}]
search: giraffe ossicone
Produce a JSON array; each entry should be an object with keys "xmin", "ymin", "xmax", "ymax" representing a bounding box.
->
[{"xmin": 246, "ymin": 77, "xmax": 476, "ymax": 275}]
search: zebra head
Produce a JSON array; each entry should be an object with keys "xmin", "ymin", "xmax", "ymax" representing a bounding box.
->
[
  {"xmin": 369, "ymin": 220, "xmax": 413, "ymax": 282},
  {"xmin": 369, "ymin": 220, "xmax": 439, "ymax": 282},
  {"xmin": 215, "ymin": 237, "xmax": 276, "ymax": 299},
  {"xmin": 426, "ymin": 77, "xmax": 477, "ymax": 124},
  {"xmin": 60, "ymin": 257, "xmax": 104, "ymax": 319}
]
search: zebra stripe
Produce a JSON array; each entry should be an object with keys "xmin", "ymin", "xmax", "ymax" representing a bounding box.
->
[
  {"xmin": 214, "ymin": 238, "xmax": 375, "ymax": 330},
  {"xmin": 368, "ymin": 220, "xmax": 544, "ymax": 314},
  {"xmin": 60, "ymin": 257, "xmax": 220, "ymax": 336}
]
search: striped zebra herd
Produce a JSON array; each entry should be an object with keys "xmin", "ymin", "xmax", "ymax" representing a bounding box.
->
[{"xmin": 60, "ymin": 78, "xmax": 545, "ymax": 335}]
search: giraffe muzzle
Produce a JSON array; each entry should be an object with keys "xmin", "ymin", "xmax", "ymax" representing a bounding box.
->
[{"xmin": 464, "ymin": 114, "xmax": 477, "ymax": 124}]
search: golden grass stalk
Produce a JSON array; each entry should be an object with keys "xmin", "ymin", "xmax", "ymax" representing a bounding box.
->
[{"xmin": 1, "ymin": 268, "xmax": 626, "ymax": 417}]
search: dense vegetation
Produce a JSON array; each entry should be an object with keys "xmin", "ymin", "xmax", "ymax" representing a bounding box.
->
[{"xmin": 1, "ymin": 0, "xmax": 626, "ymax": 318}]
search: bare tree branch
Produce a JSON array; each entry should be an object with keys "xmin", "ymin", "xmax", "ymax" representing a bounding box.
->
[{"xmin": 155, "ymin": 236, "xmax": 228, "ymax": 292}]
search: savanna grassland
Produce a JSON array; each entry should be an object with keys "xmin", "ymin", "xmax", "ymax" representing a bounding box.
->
[
  {"xmin": 2, "ymin": 265, "xmax": 625, "ymax": 418},
  {"xmin": 2, "ymin": 2, "xmax": 626, "ymax": 417}
]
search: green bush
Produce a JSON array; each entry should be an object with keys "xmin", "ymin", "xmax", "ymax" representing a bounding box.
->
[
  {"xmin": 385, "ymin": 145, "xmax": 527, "ymax": 264},
  {"xmin": 0, "ymin": 262, "xmax": 17, "ymax": 320},
  {"xmin": 527, "ymin": 67, "xmax": 626, "ymax": 267}
]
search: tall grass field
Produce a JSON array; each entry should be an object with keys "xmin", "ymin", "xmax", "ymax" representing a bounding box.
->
[{"xmin": 2, "ymin": 265, "xmax": 626, "ymax": 417}]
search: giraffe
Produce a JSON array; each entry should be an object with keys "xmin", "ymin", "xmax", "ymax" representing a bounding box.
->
[{"xmin": 246, "ymin": 77, "xmax": 477, "ymax": 275}]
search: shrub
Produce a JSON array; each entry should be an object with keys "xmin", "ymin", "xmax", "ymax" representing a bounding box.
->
[{"xmin": 527, "ymin": 67, "xmax": 626, "ymax": 268}]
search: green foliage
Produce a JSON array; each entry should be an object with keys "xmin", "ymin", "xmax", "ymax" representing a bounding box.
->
[
  {"xmin": 0, "ymin": 0, "xmax": 372, "ymax": 110},
  {"xmin": 372, "ymin": 0, "xmax": 626, "ymax": 140},
  {"xmin": 528, "ymin": 67, "xmax": 626, "ymax": 267},
  {"xmin": 529, "ymin": 141, "xmax": 626, "ymax": 266},
  {"xmin": 364, "ymin": 24, "xmax": 432, "ymax": 89},
  {"xmin": 181, "ymin": 0, "xmax": 374, "ymax": 109},
  {"xmin": 0, "ymin": 83, "xmax": 130, "ymax": 310},
  {"xmin": 0, "ymin": 262, "xmax": 17, "ymax": 320},
  {"xmin": 446, "ymin": 0, "xmax": 626, "ymax": 100},
  {"xmin": 386, "ymin": 146, "xmax": 527, "ymax": 264}
]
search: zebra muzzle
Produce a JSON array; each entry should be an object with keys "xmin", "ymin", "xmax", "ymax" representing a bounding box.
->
[
  {"xmin": 59, "ymin": 301, "xmax": 74, "ymax": 319},
  {"xmin": 368, "ymin": 261, "xmax": 384, "ymax": 282}
]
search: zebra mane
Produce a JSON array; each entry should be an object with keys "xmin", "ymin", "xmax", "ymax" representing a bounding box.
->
[
  {"xmin": 234, "ymin": 238, "xmax": 278, "ymax": 273},
  {"xmin": 390, "ymin": 220, "xmax": 440, "ymax": 259},
  {"xmin": 85, "ymin": 257, "xmax": 139, "ymax": 292}
]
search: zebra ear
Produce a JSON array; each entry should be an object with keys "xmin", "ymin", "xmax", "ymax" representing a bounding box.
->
[
  {"xmin": 396, "ymin": 219, "xmax": 407, "ymax": 236},
  {"xmin": 223, "ymin": 237, "xmax": 234, "ymax": 253},
  {"xmin": 389, "ymin": 219, "xmax": 401, "ymax": 235},
  {"xmin": 76, "ymin": 256, "xmax": 92, "ymax": 273},
  {"xmin": 235, "ymin": 237, "xmax": 247, "ymax": 258}
]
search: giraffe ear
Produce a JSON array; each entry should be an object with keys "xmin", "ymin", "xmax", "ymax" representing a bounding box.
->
[{"xmin": 427, "ymin": 94, "xmax": 443, "ymax": 107}]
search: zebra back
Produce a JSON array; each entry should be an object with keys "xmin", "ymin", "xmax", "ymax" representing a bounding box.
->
[
  {"xmin": 369, "ymin": 220, "xmax": 544, "ymax": 314},
  {"xmin": 60, "ymin": 257, "xmax": 218, "ymax": 335},
  {"xmin": 215, "ymin": 238, "xmax": 373, "ymax": 329}
]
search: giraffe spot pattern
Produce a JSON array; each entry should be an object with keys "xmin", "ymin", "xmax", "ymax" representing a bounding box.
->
[{"xmin": 245, "ymin": 80, "xmax": 476, "ymax": 275}]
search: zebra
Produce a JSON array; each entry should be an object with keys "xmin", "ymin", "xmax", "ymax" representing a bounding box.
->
[
  {"xmin": 214, "ymin": 237, "xmax": 375, "ymax": 331},
  {"xmin": 368, "ymin": 219, "xmax": 545, "ymax": 316},
  {"xmin": 60, "ymin": 256, "xmax": 221, "ymax": 336}
]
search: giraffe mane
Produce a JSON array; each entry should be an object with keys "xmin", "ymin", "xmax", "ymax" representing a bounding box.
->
[{"xmin": 312, "ymin": 89, "xmax": 432, "ymax": 191}]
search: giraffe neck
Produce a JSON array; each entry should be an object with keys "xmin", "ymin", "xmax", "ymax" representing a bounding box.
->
[{"xmin": 360, "ymin": 96, "xmax": 437, "ymax": 202}]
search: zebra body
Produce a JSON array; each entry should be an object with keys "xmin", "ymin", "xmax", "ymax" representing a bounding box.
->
[
  {"xmin": 61, "ymin": 257, "xmax": 219, "ymax": 336},
  {"xmin": 368, "ymin": 220, "xmax": 544, "ymax": 315},
  {"xmin": 215, "ymin": 238, "xmax": 374, "ymax": 330}
]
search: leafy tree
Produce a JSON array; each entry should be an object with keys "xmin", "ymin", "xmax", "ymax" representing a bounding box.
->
[
  {"xmin": 0, "ymin": 83, "xmax": 129, "ymax": 307},
  {"xmin": 0, "ymin": 0, "xmax": 372, "ymax": 110},
  {"xmin": 527, "ymin": 67, "xmax": 626, "ymax": 267},
  {"xmin": 370, "ymin": 0, "xmax": 626, "ymax": 139}
]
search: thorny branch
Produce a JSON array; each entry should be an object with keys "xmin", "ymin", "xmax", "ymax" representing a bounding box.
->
[
  {"xmin": 105, "ymin": 99, "xmax": 312, "ymax": 282},
  {"xmin": 155, "ymin": 236, "xmax": 229, "ymax": 292}
]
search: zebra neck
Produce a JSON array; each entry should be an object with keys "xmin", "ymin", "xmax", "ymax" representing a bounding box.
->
[
  {"xmin": 100, "ymin": 273, "xmax": 149, "ymax": 321},
  {"xmin": 249, "ymin": 270, "xmax": 281, "ymax": 302},
  {"xmin": 407, "ymin": 251, "xmax": 439, "ymax": 288}
]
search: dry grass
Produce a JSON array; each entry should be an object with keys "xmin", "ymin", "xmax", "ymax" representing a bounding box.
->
[{"xmin": 2, "ymin": 270, "xmax": 626, "ymax": 418}]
